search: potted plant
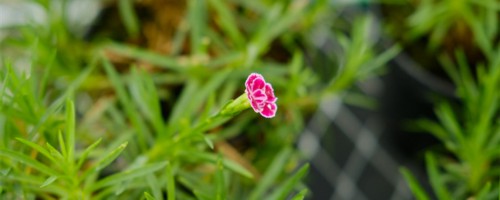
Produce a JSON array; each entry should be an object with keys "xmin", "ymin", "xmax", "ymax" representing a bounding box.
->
[{"xmin": 0, "ymin": 0, "xmax": 400, "ymax": 199}]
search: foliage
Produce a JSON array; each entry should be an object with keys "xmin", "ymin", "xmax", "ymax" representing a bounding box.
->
[
  {"xmin": 407, "ymin": 0, "xmax": 499, "ymax": 54},
  {"xmin": 400, "ymin": 12, "xmax": 500, "ymax": 200},
  {"xmin": 0, "ymin": 0, "xmax": 397, "ymax": 199},
  {"xmin": 403, "ymin": 48, "xmax": 500, "ymax": 199}
]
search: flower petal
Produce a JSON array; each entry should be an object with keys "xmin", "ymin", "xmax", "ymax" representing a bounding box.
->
[
  {"xmin": 251, "ymin": 78, "xmax": 265, "ymax": 91},
  {"xmin": 252, "ymin": 89, "xmax": 266, "ymax": 101},
  {"xmin": 244, "ymin": 72, "xmax": 277, "ymax": 118},
  {"xmin": 245, "ymin": 73, "xmax": 263, "ymax": 91},
  {"xmin": 260, "ymin": 103, "xmax": 277, "ymax": 118},
  {"xmin": 264, "ymin": 83, "xmax": 277, "ymax": 103},
  {"xmin": 250, "ymin": 99, "xmax": 262, "ymax": 113}
]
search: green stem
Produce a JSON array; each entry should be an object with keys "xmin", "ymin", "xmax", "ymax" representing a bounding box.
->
[{"xmin": 146, "ymin": 93, "xmax": 250, "ymax": 161}]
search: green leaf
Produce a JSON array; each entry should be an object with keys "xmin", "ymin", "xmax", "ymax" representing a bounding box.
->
[
  {"xmin": 171, "ymin": 18, "xmax": 189, "ymax": 55},
  {"xmin": 45, "ymin": 141, "xmax": 64, "ymax": 161},
  {"xmin": 291, "ymin": 189, "xmax": 308, "ymax": 200},
  {"xmin": 203, "ymin": 136, "xmax": 214, "ymax": 150},
  {"xmin": 358, "ymin": 44, "xmax": 402, "ymax": 77},
  {"xmin": 216, "ymin": 156, "xmax": 226, "ymax": 200},
  {"xmin": 217, "ymin": 80, "xmax": 237, "ymax": 107},
  {"xmin": 436, "ymin": 103, "xmax": 464, "ymax": 147},
  {"xmin": 65, "ymin": 99, "xmax": 75, "ymax": 164},
  {"xmin": 118, "ymin": 0, "xmax": 140, "ymax": 37},
  {"xmin": 128, "ymin": 67, "xmax": 165, "ymax": 138},
  {"xmin": 477, "ymin": 182, "xmax": 491, "ymax": 200},
  {"xmin": 40, "ymin": 176, "xmax": 58, "ymax": 188},
  {"xmin": 400, "ymin": 168, "xmax": 430, "ymax": 200},
  {"xmin": 0, "ymin": 64, "xmax": 9, "ymax": 106},
  {"xmin": 38, "ymin": 49, "xmax": 56, "ymax": 99},
  {"xmin": 198, "ymin": 93, "xmax": 216, "ymax": 125},
  {"xmin": 439, "ymin": 56, "xmax": 461, "ymax": 88},
  {"xmin": 266, "ymin": 164, "xmax": 309, "ymax": 200},
  {"xmin": 144, "ymin": 192, "xmax": 157, "ymax": 200},
  {"xmin": 165, "ymin": 162, "xmax": 176, "ymax": 200},
  {"xmin": 57, "ymin": 130, "xmax": 67, "ymax": 159},
  {"xmin": 211, "ymin": 114, "xmax": 253, "ymax": 141},
  {"xmin": 2, "ymin": 172, "xmax": 66, "ymax": 195},
  {"xmin": 249, "ymin": 148, "xmax": 292, "ymax": 200},
  {"xmin": 426, "ymin": 153, "xmax": 451, "ymax": 200},
  {"xmin": 31, "ymin": 59, "xmax": 95, "ymax": 135},
  {"xmin": 0, "ymin": 167, "xmax": 11, "ymax": 176},
  {"xmin": 102, "ymin": 57, "xmax": 149, "ymax": 151},
  {"xmin": 455, "ymin": 51, "xmax": 478, "ymax": 100},
  {"xmin": 167, "ymin": 79, "xmax": 199, "ymax": 129},
  {"xmin": 253, "ymin": 2, "xmax": 305, "ymax": 54},
  {"xmin": 187, "ymin": 151, "xmax": 253, "ymax": 179},
  {"xmin": 470, "ymin": 0, "xmax": 500, "ymax": 10},
  {"xmin": 193, "ymin": 190, "xmax": 213, "ymax": 200},
  {"xmin": 16, "ymin": 137, "xmax": 57, "ymax": 164},
  {"xmin": 0, "ymin": 149, "xmax": 60, "ymax": 177},
  {"xmin": 90, "ymin": 162, "xmax": 167, "ymax": 192},
  {"xmin": 170, "ymin": 69, "xmax": 231, "ymax": 132},
  {"xmin": 104, "ymin": 43, "xmax": 185, "ymax": 72},
  {"xmin": 468, "ymin": 15, "xmax": 492, "ymax": 58},
  {"xmin": 76, "ymin": 138, "xmax": 102, "ymax": 170},
  {"xmin": 188, "ymin": 0, "xmax": 208, "ymax": 54},
  {"xmin": 146, "ymin": 174, "xmax": 163, "ymax": 200},
  {"xmin": 177, "ymin": 170, "xmax": 213, "ymax": 198},
  {"xmin": 83, "ymin": 141, "xmax": 128, "ymax": 178},
  {"xmin": 209, "ymin": 0, "xmax": 244, "ymax": 47},
  {"xmin": 414, "ymin": 119, "xmax": 449, "ymax": 146}
]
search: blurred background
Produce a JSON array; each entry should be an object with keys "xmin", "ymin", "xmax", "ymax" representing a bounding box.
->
[{"xmin": 0, "ymin": 0, "xmax": 498, "ymax": 199}]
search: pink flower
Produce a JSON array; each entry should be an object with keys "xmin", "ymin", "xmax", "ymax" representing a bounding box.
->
[{"xmin": 245, "ymin": 73, "xmax": 277, "ymax": 118}]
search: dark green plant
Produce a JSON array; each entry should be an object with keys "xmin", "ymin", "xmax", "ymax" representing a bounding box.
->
[
  {"xmin": 407, "ymin": 0, "xmax": 499, "ymax": 55},
  {"xmin": 398, "ymin": 1, "xmax": 500, "ymax": 198},
  {"xmin": 401, "ymin": 48, "xmax": 500, "ymax": 199},
  {"xmin": 0, "ymin": 0, "xmax": 398, "ymax": 199}
]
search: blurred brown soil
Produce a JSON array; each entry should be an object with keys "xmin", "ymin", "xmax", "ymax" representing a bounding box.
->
[
  {"xmin": 136, "ymin": 0, "xmax": 186, "ymax": 55},
  {"xmin": 93, "ymin": 0, "xmax": 186, "ymax": 71}
]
